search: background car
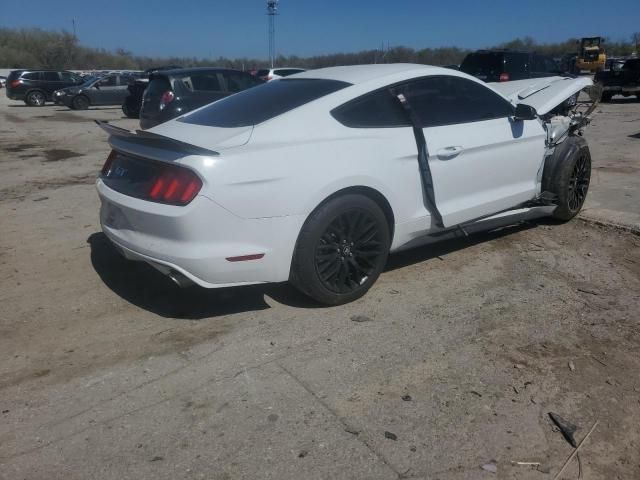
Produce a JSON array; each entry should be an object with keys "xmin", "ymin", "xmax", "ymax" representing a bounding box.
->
[
  {"xmin": 0, "ymin": 76, "xmax": 6, "ymax": 88},
  {"xmin": 596, "ymin": 58, "xmax": 640, "ymax": 102},
  {"xmin": 139, "ymin": 67, "xmax": 263, "ymax": 129},
  {"xmin": 54, "ymin": 73, "xmax": 142, "ymax": 110},
  {"xmin": 253, "ymin": 67, "xmax": 306, "ymax": 81},
  {"xmin": 460, "ymin": 50, "xmax": 563, "ymax": 82},
  {"xmin": 122, "ymin": 65, "xmax": 182, "ymax": 119},
  {"xmin": 5, "ymin": 69, "xmax": 83, "ymax": 105}
]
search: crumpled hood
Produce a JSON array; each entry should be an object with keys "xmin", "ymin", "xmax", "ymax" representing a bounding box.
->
[{"xmin": 490, "ymin": 76, "xmax": 593, "ymax": 115}]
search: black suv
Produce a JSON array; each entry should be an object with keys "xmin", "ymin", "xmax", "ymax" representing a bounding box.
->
[
  {"xmin": 460, "ymin": 50, "xmax": 562, "ymax": 82},
  {"xmin": 140, "ymin": 68, "xmax": 263, "ymax": 129},
  {"xmin": 5, "ymin": 70, "xmax": 83, "ymax": 106},
  {"xmin": 595, "ymin": 58, "xmax": 640, "ymax": 102}
]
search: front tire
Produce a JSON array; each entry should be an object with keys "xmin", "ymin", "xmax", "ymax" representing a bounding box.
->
[
  {"xmin": 290, "ymin": 194, "xmax": 390, "ymax": 305},
  {"xmin": 72, "ymin": 95, "xmax": 90, "ymax": 110},
  {"xmin": 550, "ymin": 137, "xmax": 591, "ymax": 221}
]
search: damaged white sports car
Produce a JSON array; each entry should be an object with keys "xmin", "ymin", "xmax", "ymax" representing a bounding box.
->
[{"xmin": 97, "ymin": 64, "xmax": 597, "ymax": 305}]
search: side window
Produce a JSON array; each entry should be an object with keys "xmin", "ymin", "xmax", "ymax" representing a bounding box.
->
[
  {"xmin": 331, "ymin": 89, "xmax": 410, "ymax": 128},
  {"xmin": 224, "ymin": 72, "xmax": 254, "ymax": 93},
  {"xmin": 188, "ymin": 73, "xmax": 222, "ymax": 92},
  {"xmin": 60, "ymin": 71, "xmax": 80, "ymax": 82},
  {"xmin": 22, "ymin": 72, "xmax": 41, "ymax": 80},
  {"xmin": 98, "ymin": 76, "xmax": 117, "ymax": 87},
  {"xmin": 119, "ymin": 75, "xmax": 134, "ymax": 86},
  {"xmin": 405, "ymin": 76, "xmax": 514, "ymax": 127},
  {"xmin": 43, "ymin": 72, "xmax": 60, "ymax": 81}
]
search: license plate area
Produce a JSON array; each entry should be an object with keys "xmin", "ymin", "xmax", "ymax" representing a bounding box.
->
[{"xmin": 102, "ymin": 152, "xmax": 162, "ymax": 201}]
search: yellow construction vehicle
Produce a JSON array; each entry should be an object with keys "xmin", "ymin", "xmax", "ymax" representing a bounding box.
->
[{"xmin": 576, "ymin": 37, "xmax": 606, "ymax": 73}]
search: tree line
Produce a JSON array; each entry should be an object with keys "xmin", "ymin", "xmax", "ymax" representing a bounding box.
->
[{"xmin": 0, "ymin": 27, "xmax": 638, "ymax": 71}]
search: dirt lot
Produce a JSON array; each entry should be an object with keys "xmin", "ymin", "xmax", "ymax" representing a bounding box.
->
[{"xmin": 0, "ymin": 94, "xmax": 639, "ymax": 480}]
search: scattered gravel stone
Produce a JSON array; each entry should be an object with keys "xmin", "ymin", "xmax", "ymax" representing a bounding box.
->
[{"xmin": 384, "ymin": 431, "xmax": 398, "ymax": 441}]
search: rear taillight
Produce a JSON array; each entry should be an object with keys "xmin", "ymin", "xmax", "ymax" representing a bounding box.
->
[
  {"xmin": 9, "ymin": 79, "xmax": 21, "ymax": 88},
  {"xmin": 159, "ymin": 90, "xmax": 175, "ymax": 110},
  {"xmin": 101, "ymin": 150, "xmax": 117, "ymax": 175},
  {"xmin": 148, "ymin": 165, "xmax": 202, "ymax": 205},
  {"xmin": 499, "ymin": 72, "xmax": 510, "ymax": 82}
]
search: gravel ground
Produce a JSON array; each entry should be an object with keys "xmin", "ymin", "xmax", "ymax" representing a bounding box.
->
[{"xmin": 0, "ymin": 94, "xmax": 639, "ymax": 479}]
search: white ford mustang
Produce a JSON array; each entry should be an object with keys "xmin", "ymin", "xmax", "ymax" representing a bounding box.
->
[{"xmin": 97, "ymin": 64, "xmax": 596, "ymax": 305}]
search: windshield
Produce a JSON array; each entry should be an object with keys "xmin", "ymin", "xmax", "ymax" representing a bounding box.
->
[
  {"xmin": 80, "ymin": 76, "xmax": 99, "ymax": 87},
  {"xmin": 179, "ymin": 78, "xmax": 351, "ymax": 128}
]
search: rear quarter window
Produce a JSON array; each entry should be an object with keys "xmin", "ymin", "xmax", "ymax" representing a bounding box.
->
[
  {"xmin": 331, "ymin": 89, "xmax": 410, "ymax": 128},
  {"xmin": 22, "ymin": 72, "xmax": 42, "ymax": 80},
  {"xmin": 179, "ymin": 78, "xmax": 350, "ymax": 128}
]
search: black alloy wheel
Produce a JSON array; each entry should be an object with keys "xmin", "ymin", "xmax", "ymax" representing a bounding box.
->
[
  {"xmin": 315, "ymin": 208, "xmax": 385, "ymax": 294},
  {"xmin": 567, "ymin": 152, "xmax": 590, "ymax": 212},
  {"xmin": 291, "ymin": 194, "xmax": 390, "ymax": 305}
]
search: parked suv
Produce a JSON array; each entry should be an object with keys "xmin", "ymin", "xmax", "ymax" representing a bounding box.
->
[
  {"xmin": 460, "ymin": 50, "xmax": 562, "ymax": 82},
  {"xmin": 54, "ymin": 73, "xmax": 142, "ymax": 110},
  {"xmin": 596, "ymin": 58, "xmax": 640, "ymax": 102},
  {"xmin": 140, "ymin": 68, "xmax": 263, "ymax": 129},
  {"xmin": 5, "ymin": 70, "xmax": 83, "ymax": 106}
]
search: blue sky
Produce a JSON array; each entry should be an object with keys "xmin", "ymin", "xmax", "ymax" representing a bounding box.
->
[{"xmin": 2, "ymin": 0, "xmax": 638, "ymax": 59}]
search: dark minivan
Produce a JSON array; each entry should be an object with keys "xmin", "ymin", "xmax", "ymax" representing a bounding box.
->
[
  {"xmin": 460, "ymin": 50, "xmax": 562, "ymax": 82},
  {"xmin": 140, "ymin": 68, "xmax": 263, "ymax": 129},
  {"xmin": 5, "ymin": 70, "xmax": 83, "ymax": 106}
]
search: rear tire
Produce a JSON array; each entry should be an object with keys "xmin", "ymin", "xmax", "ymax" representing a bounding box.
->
[
  {"xmin": 290, "ymin": 194, "xmax": 390, "ymax": 306},
  {"xmin": 122, "ymin": 102, "xmax": 138, "ymax": 118},
  {"xmin": 72, "ymin": 95, "xmax": 90, "ymax": 110},
  {"xmin": 549, "ymin": 137, "xmax": 591, "ymax": 221},
  {"xmin": 25, "ymin": 90, "xmax": 46, "ymax": 106},
  {"xmin": 600, "ymin": 92, "xmax": 613, "ymax": 103}
]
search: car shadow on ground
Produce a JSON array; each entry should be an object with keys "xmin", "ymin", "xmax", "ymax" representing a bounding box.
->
[
  {"xmin": 89, "ymin": 221, "xmax": 539, "ymax": 319},
  {"xmin": 87, "ymin": 232, "xmax": 321, "ymax": 319}
]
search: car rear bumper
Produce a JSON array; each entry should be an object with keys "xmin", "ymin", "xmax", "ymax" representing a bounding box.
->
[
  {"xmin": 97, "ymin": 179, "xmax": 304, "ymax": 288},
  {"xmin": 5, "ymin": 90, "xmax": 24, "ymax": 100}
]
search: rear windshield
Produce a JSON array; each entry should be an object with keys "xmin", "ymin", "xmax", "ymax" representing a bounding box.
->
[
  {"xmin": 146, "ymin": 76, "xmax": 172, "ymax": 96},
  {"xmin": 179, "ymin": 78, "xmax": 351, "ymax": 127},
  {"xmin": 255, "ymin": 69, "xmax": 270, "ymax": 77}
]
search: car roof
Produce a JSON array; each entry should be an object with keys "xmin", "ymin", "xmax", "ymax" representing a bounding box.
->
[{"xmin": 292, "ymin": 63, "xmax": 446, "ymax": 85}]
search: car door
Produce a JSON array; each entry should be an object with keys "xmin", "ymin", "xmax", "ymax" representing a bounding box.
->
[
  {"xmin": 92, "ymin": 75, "xmax": 119, "ymax": 105},
  {"xmin": 42, "ymin": 71, "xmax": 64, "ymax": 96},
  {"xmin": 403, "ymin": 75, "xmax": 547, "ymax": 227}
]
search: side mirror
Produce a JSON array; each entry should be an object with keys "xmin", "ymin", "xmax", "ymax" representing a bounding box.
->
[
  {"xmin": 514, "ymin": 103, "xmax": 537, "ymax": 121},
  {"xmin": 94, "ymin": 84, "xmax": 101, "ymax": 89}
]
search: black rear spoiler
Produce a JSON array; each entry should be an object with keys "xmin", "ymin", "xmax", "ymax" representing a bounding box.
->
[{"xmin": 95, "ymin": 121, "xmax": 219, "ymax": 156}]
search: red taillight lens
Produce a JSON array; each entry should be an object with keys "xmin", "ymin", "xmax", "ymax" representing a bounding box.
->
[
  {"xmin": 148, "ymin": 166, "xmax": 202, "ymax": 205},
  {"xmin": 499, "ymin": 72, "xmax": 510, "ymax": 82},
  {"xmin": 10, "ymin": 79, "xmax": 21, "ymax": 88},
  {"xmin": 101, "ymin": 150, "xmax": 117, "ymax": 175},
  {"xmin": 159, "ymin": 90, "xmax": 175, "ymax": 110}
]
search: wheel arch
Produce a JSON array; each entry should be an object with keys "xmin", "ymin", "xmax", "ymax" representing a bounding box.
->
[
  {"xmin": 303, "ymin": 185, "xmax": 395, "ymax": 245},
  {"xmin": 541, "ymin": 135, "xmax": 589, "ymax": 193}
]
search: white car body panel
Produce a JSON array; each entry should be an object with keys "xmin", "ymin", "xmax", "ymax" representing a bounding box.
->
[
  {"xmin": 97, "ymin": 64, "xmax": 592, "ymax": 288},
  {"xmin": 490, "ymin": 76, "xmax": 592, "ymax": 114}
]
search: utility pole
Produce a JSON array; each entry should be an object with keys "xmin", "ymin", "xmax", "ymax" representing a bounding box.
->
[
  {"xmin": 267, "ymin": 0, "xmax": 278, "ymax": 68},
  {"xmin": 72, "ymin": 18, "xmax": 77, "ymax": 39}
]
